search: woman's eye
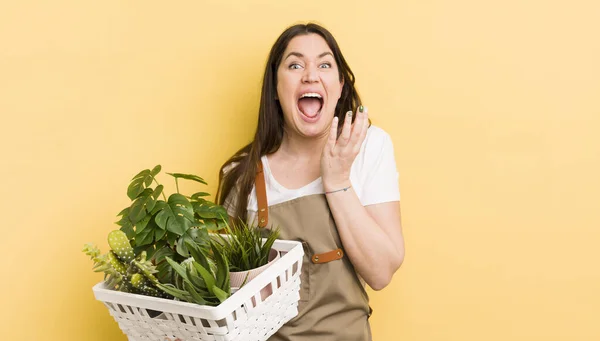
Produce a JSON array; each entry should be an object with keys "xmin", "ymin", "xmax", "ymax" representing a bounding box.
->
[
  {"xmin": 319, "ymin": 63, "xmax": 332, "ymax": 69},
  {"xmin": 289, "ymin": 64, "xmax": 302, "ymax": 70}
]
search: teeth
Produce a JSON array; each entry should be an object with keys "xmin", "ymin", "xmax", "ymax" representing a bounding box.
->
[{"xmin": 300, "ymin": 92, "xmax": 322, "ymax": 99}]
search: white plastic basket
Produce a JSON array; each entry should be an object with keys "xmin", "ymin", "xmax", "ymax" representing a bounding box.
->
[{"xmin": 93, "ymin": 239, "xmax": 304, "ymax": 341}]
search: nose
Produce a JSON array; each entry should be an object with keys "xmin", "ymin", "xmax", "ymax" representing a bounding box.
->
[{"xmin": 301, "ymin": 64, "xmax": 319, "ymax": 83}]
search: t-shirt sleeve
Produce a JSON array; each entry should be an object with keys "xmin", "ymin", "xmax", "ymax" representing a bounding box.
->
[{"xmin": 361, "ymin": 129, "xmax": 401, "ymax": 205}]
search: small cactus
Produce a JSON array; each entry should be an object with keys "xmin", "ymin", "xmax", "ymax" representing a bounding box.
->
[
  {"xmin": 85, "ymin": 230, "xmax": 171, "ymax": 299},
  {"xmin": 108, "ymin": 230, "xmax": 135, "ymax": 263},
  {"xmin": 107, "ymin": 251, "xmax": 128, "ymax": 275},
  {"xmin": 130, "ymin": 273, "xmax": 145, "ymax": 288}
]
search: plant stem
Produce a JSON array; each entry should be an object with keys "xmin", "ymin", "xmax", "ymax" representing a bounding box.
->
[
  {"xmin": 153, "ymin": 179, "xmax": 167, "ymax": 201},
  {"xmin": 175, "ymin": 178, "xmax": 180, "ymax": 194}
]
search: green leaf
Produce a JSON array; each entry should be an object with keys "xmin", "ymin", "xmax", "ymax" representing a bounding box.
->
[
  {"xmin": 156, "ymin": 283, "xmax": 188, "ymax": 301},
  {"xmin": 191, "ymin": 192, "xmax": 210, "ymax": 200},
  {"xmin": 166, "ymin": 232, "xmax": 177, "ymax": 246},
  {"xmin": 145, "ymin": 197, "xmax": 156, "ymax": 213},
  {"xmin": 213, "ymin": 206, "xmax": 229, "ymax": 220},
  {"xmin": 145, "ymin": 244, "xmax": 158, "ymax": 260},
  {"xmin": 188, "ymin": 227, "xmax": 209, "ymax": 245},
  {"xmin": 153, "ymin": 245, "xmax": 174, "ymax": 263},
  {"xmin": 192, "ymin": 202, "xmax": 220, "ymax": 219},
  {"xmin": 212, "ymin": 286, "xmax": 229, "ymax": 303},
  {"xmin": 131, "ymin": 168, "xmax": 149, "ymax": 181},
  {"xmin": 133, "ymin": 244, "xmax": 152, "ymax": 257},
  {"xmin": 193, "ymin": 262, "xmax": 216, "ymax": 295},
  {"xmin": 146, "ymin": 185, "xmax": 163, "ymax": 212},
  {"xmin": 155, "ymin": 194, "xmax": 195, "ymax": 235},
  {"xmin": 127, "ymin": 169, "xmax": 151, "ymax": 200},
  {"xmin": 136, "ymin": 187, "xmax": 153, "ymax": 199},
  {"xmin": 212, "ymin": 242, "xmax": 229, "ymax": 289},
  {"xmin": 176, "ymin": 234, "xmax": 195, "ymax": 257},
  {"xmin": 150, "ymin": 200, "xmax": 167, "ymax": 216},
  {"xmin": 128, "ymin": 205, "xmax": 146, "ymax": 225},
  {"xmin": 117, "ymin": 207, "xmax": 130, "ymax": 217},
  {"xmin": 135, "ymin": 215, "xmax": 151, "ymax": 234},
  {"xmin": 166, "ymin": 173, "xmax": 207, "ymax": 185},
  {"xmin": 156, "ymin": 259, "xmax": 174, "ymax": 283},
  {"xmin": 165, "ymin": 257, "xmax": 189, "ymax": 282},
  {"xmin": 150, "ymin": 165, "xmax": 162, "ymax": 177},
  {"xmin": 129, "ymin": 188, "xmax": 153, "ymax": 223},
  {"xmin": 184, "ymin": 281, "xmax": 208, "ymax": 305},
  {"xmin": 199, "ymin": 219, "xmax": 219, "ymax": 231},
  {"xmin": 136, "ymin": 226, "xmax": 154, "ymax": 246},
  {"xmin": 154, "ymin": 227, "xmax": 166, "ymax": 241},
  {"xmin": 119, "ymin": 223, "xmax": 135, "ymax": 239},
  {"xmin": 192, "ymin": 198, "xmax": 207, "ymax": 204},
  {"xmin": 116, "ymin": 211, "xmax": 132, "ymax": 226},
  {"xmin": 185, "ymin": 241, "xmax": 210, "ymax": 271},
  {"xmin": 152, "ymin": 185, "xmax": 163, "ymax": 199},
  {"xmin": 186, "ymin": 266, "xmax": 206, "ymax": 290}
]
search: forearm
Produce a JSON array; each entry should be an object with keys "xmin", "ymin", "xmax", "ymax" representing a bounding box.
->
[{"xmin": 325, "ymin": 183, "xmax": 404, "ymax": 290}]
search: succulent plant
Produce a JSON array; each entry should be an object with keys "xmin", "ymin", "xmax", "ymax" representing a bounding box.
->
[
  {"xmin": 156, "ymin": 241, "xmax": 231, "ymax": 306},
  {"xmin": 84, "ymin": 230, "xmax": 169, "ymax": 298}
]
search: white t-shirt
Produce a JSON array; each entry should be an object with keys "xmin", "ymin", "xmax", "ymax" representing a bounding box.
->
[{"xmin": 225, "ymin": 125, "xmax": 400, "ymax": 220}]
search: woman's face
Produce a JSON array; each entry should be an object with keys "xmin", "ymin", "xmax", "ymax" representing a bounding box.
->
[{"xmin": 276, "ymin": 33, "xmax": 344, "ymax": 139}]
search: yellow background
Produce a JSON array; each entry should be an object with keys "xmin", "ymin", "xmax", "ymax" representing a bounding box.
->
[{"xmin": 1, "ymin": 1, "xmax": 599, "ymax": 340}]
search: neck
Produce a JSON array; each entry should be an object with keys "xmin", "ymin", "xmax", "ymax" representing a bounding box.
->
[{"xmin": 278, "ymin": 128, "xmax": 329, "ymax": 162}]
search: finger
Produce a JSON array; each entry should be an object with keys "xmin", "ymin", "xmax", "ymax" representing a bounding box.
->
[
  {"xmin": 349, "ymin": 106, "xmax": 365, "ymax": 146},
  {"xmin": 356, "ymin": 106, "xmax": 369, "ymax": 152},
  {"xmin": 325, "ymin": 116, "xmax": 339, "ymax": 155},
  {"xmin": 360, "ymin": 106, "xmax": 369, "ymax": 138},
  {"xmin": 339, "ymin": 110, "xmax": 353, "ymax": 146}
]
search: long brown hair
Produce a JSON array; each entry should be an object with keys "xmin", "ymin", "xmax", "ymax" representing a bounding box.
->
[{"xmin": 216, "ymin": 23, "xmax": 363, "ymax": 222}]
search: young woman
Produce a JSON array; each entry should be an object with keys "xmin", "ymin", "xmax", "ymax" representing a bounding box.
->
[{"xmin": 217, "ymin": 23, "xmax": 404, "ymax": 340}]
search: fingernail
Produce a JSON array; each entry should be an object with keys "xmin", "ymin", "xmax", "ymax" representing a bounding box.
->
[
  {"xmin": 359, "ymin": 105, "xmax": 364, "ymax": 113},
  {"xmin": 347, "ymin": 110, "xmax": 353, "ymax": 117}
]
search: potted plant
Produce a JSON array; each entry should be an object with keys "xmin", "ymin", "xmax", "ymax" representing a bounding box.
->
[{"xmin": 212, "ymin": 221, "xmax": 280, "ymax": 299}]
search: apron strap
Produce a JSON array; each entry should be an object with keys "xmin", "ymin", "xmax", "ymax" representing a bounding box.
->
[
  {"xmin": 312, "ymin": 248, "xmax": 344, "ymax": 264},
  {"xmin": 255, "ymin": 161, "xmax": 268, "ymax": 228}
]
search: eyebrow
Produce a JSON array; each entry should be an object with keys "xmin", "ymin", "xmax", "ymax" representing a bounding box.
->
[{"xmin": 284, "ymin": 51, "xmax": 334, "ymax": 60}]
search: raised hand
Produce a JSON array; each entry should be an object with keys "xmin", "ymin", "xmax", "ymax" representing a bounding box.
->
[{"xmin": 321, "ymin": 106, "xmax": 369, "ymax": 192}]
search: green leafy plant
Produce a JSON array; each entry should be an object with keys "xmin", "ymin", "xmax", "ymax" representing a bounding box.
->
[
  {"xmin": 84, "ymin": 165, "xmax": 232, "ymax": 305},
  {"xmin": 115, "ymin": 165, "xmax": 229, "ymax": 283},
  {"xmin": 213, "ymin": 221, "xmax": 280, "ymax": 272}
]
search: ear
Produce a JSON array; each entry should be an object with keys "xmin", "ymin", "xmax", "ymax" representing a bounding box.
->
[{"xmin": 338, "ymin": 76, "xmax": 345, "ymax": 100}]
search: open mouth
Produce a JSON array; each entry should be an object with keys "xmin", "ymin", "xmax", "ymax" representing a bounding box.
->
[{"xmin": 297, "ymin": 93, "xmax": 324, "ymax": 119}]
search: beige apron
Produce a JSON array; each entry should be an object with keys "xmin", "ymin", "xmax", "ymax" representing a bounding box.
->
[{"xmin": 255, "ymin": 163, "xmax": 372, "ymax": 340}]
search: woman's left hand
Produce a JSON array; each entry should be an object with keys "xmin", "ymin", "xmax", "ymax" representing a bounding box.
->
[{"xmin": 321, "ymin": 106, "xmax": 369, "ymax": 192}]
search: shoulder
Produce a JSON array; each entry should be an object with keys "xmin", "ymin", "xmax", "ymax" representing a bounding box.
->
[
  {"xmin": 351, "ymin": 125, "xmax": 401, "ymax": 204},
  {"xmin": 351, "ymin": 124, "xmax": 398, "ymax": 179},
  {"xmin": 352, "ymin": 125, "xmax": 395, "ymax": 174},
  {"xmin": 367, "ymin": 124, "xmax": 389, "ymax": 137},
  {"xmin": 360, "ymin": 125, "xmax": 394, "ymax": 156}
]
